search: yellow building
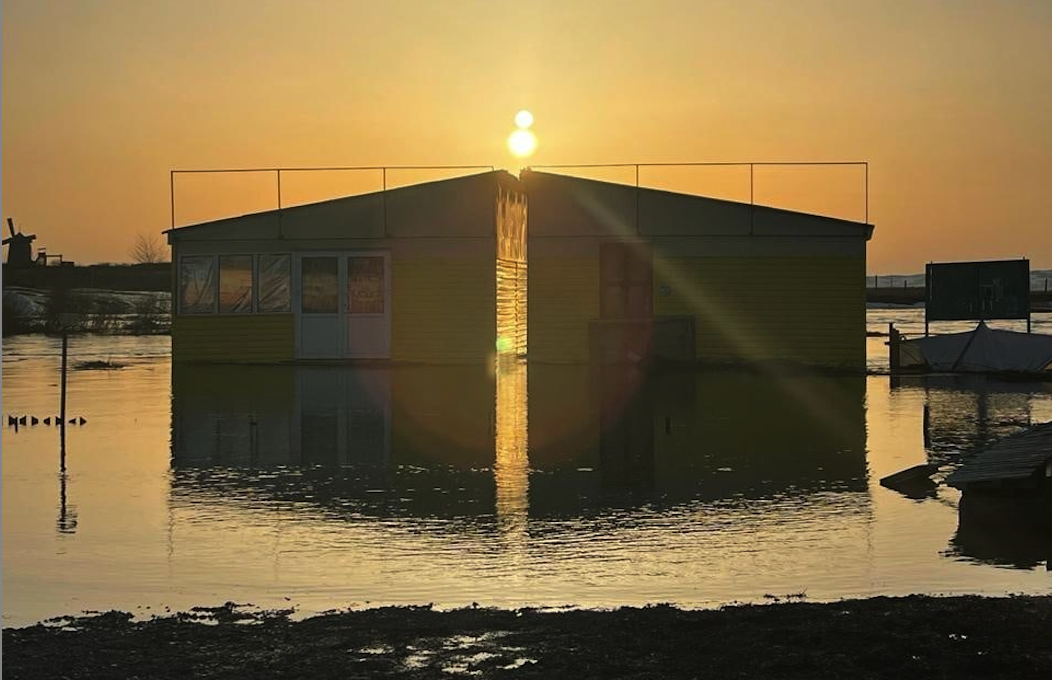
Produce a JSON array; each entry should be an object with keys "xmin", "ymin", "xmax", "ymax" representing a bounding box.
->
[
  {"xmin": 523, "ymin": 170, "xmax": 873, "ymax": 370},
  {"xmin": 167, "ymin": 171, "xmax": 526, "ymax": 364},
  {"xmin": 169, "ymin": 168, "xmax": 870, "ymax": 370}
]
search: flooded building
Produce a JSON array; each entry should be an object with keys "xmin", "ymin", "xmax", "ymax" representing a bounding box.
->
[
  {"xmin": 523, "ymin": 170, "xmax": 874, "ymax": 370},
  {"xmin": 166, "ymin": 171, "xmax": 527, "ymax": 363},
  {"xmin": 168, "ymin": 167, "xmax": 870, "ymax": 369}
]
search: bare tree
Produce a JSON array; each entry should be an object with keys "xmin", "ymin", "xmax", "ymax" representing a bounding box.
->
[{"xmin": 130, "ymin": 232, "xmax": 167, "ymax": 264}]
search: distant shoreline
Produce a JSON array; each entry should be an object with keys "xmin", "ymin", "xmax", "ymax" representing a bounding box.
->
[
  {"xmin": 866, "ymin": 286, "xmax": 1052, "ymax": 307},
  {"xmin": 4, "ymin": 595, "xmax": 1050, "ymax": 679}
]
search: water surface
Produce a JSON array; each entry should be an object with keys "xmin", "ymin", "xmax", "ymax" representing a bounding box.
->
[{"xmin": 3, "ymin": 312, "xmax": 1050, "ymax": 626}]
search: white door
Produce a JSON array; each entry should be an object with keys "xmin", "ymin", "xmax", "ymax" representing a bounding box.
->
[
  {"xmin": 295, "ymin": 252, "xmax": 391, "ymax": 360},
  {"xmin": 297, "ymin": 255, "xmax": 342, "ymax": 358},
  {"xmin": 344, "ymin": 253, "xmax": 391, "ymax": 359}
]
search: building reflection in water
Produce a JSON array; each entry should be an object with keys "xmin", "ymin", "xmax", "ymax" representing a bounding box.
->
[
  {"xmin": 170, "ymin": 363, "xmax": 870, "ymax": 519},
  {"xmin": 171, "ymin": 364, "xmax": 497, "ymax": 519},
  {"xmin": 949, "ymin": 494, "xmax": 1051, "ymax": 570},
  {"xmin": 494, "ymin": 357, "xmax": 529, "ymax": 542},
  {"xmin": 166, "ymin": 362, "xmax": 887, "ymax": 604},
  {"xmin": 528, "ymin": 365, "xmax": 869, "ymax": 512}
]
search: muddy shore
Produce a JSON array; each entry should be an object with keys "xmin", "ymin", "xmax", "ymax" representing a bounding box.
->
[{"xmin": 4, "ymin": 595, "xmax": 1050, "ymax": 679}]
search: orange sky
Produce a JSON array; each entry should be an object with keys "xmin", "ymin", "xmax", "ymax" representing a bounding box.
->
[{"xmin": 2, "ymin": 0, "xmax": 1050, "ymax": 272}]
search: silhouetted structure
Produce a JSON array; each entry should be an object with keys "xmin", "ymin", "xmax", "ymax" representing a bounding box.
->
[
  {"xmin": 3, "ymin": 218, "xmax": 37, "ymax": 268},
  {"xmin": 925, "ymin": 259, "xmax": 1031, "ymax": 334},
  {"xmin": 523, "ymin": 171, "xmax": 874, "ymax": 369},
  {"xmin": 168, "ymin": 168, "xmax": 873, "ymax": 368},
  {"xmin": 946, "ymin": 422, "xmax": 1052, "ymax": 493},
  {"xmin": 166, "ymin": 171, "xmax": 526, "ymax": 363}
]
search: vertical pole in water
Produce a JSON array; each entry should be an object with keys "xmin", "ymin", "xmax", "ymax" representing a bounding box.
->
[
  {"xmin": 922, "ymin": 403, "xmax": 931, "ymax": 449},
  {"xmin": 888, "ymin": 323, "xmax": 900, "ymax": 372},
  {"xmin": 60, "ymin": 329, "xmax": 68, "ymax": 454}
]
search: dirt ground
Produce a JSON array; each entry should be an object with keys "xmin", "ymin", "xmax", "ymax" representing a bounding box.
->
[{"xmin": 4, "ymin": 595, "xmax": 1050, "ymax": 679}]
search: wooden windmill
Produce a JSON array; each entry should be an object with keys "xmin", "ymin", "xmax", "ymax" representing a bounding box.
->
[{"xmin": 3, "ymin": 218, "xmax": 37, "ymax": 267}]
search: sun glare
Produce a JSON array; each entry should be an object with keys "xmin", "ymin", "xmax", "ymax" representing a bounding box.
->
[
  {"xmin": 514, "ymin": 109, "xmax": 534, "ymax": 129},
  {"xmin": 507, "ymin": 128, "xmax": 537, "ymax": 158}
]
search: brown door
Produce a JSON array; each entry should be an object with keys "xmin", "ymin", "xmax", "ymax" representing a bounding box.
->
[{"xmin": 600, "ymin": 243, "xmax": 652, "ymax": 319}]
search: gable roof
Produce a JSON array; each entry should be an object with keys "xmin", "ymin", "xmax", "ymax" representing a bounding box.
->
[
  {"xmin": 166, "ymin": 167, "xmax": 874, "ymax": 243},
  {"xmin": 522, "ymin": 170, "xmax": 874, "ymax": 240},
  {"xmin": 167, "ymin": 170, "xmax": 523, "ymax": 242}
]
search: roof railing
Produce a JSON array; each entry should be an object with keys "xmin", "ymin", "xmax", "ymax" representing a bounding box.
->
[
  {"xmin": 169, "ymin": 165, "xmax": 496, "ymax": 230},
  {"xmin": 169, "ymin": 161, "xmax": 868, "ymax": 235},
  {"xmin": 528, "ymin": 161, "xmax": 869, "ymax": 234}
]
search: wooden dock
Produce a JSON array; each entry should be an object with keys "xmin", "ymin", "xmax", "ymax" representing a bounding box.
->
[{"xmin": 946, "ymin": 421, "xmax": 1052, "ymax": 492}]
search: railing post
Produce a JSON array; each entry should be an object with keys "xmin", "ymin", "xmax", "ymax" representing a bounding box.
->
[
  {"xmin": 864, "ymin": 162, "xmax": 869, "ymax": 225},
  {"xmin": 170, "ymin": 171, "xmax": 176, "ymax": 230},
  {"xmin": 634, "ymin": 164, "xmax": 640, "ymax": 235},
  {"xmin": 749, "ymin": 163, "xmax": 755, "ymax": 236}
]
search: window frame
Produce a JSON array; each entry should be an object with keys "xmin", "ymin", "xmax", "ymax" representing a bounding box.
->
[
  {"xmin": 178, "ymin": 252, "xmax": 294, "ymax": 315},
  {"xmin": 256, "ymin": 253, "xmax": 292, "ymax": 314},
  {"xmin": 217, "ymin": 253, "xmax": 255, "ymax": 314},
  {"xmin": 178, "ymin": 254, "xmax": 218, "ymax": 315}
]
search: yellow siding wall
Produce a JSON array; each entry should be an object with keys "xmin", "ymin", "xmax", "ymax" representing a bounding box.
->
[
  {"xmin": 391, "ymin": 258, "xmax": 495, "ymax": 363},
  {"xmin": 528, "ymin": 258, "xmax": 600, "ymax": 363},
  {"xmin": 654, "ymin": 256, "xmax": 866, "ymax": 369},
  {"xmin": 173, "ymin": 314, "xmax": 294, "ymax": 363}
]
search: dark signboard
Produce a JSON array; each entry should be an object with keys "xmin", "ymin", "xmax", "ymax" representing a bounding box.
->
[{"xmin": 926, "ymin": 259, "xmax": 1029, "ymax": 322}]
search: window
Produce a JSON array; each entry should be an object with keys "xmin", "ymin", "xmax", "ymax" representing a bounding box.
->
[
  {"xmin": 179, "ymin": 253, "xmax": 293, "ymax": 315},
  {"xmin": 347, "ymin": 256, "xmax": 385, "ymax": 314},
  {"xmin": 301, "ymin": 256, "xmax": 338, "ymax": 313},
  {"xmin": 180, "ymin": 256, "xmax": 216, "ymax": 314},
  {"xmin": 257, "ymin": 254, "xmax": 291, "ymax": 313},
  {"xmin": 218, "ymin": 255, "xmax": 253, "ymax": 313}
]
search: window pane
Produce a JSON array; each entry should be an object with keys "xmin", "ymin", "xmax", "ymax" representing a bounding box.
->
[
  {"xmin": 301, "ymin": 257, "xmax": 338, "ymax": 313},
  {"xmin": 348, "ymin": 256, "xmax": 385, "ymax": 314},
  {"xmin": 219, "ymin": 255, "xmax": 253, "ymax": 313},
  {"xmin": 179, "ymin": 256, "xmax": 216, "ymax": 314},
  {"xmin": 258, "ymin": 254, "xmax": 291, "ymax": 312}
]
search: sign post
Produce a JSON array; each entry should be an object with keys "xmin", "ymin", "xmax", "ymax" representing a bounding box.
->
[{"xmin": 57, "ymin": 313, "xmax": 78, "ymax": 456}]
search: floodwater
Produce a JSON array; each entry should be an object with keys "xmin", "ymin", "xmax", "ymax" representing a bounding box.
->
[{"xmin": 3, "ymin": 309, "xmax": 1051, "ymax": 626}]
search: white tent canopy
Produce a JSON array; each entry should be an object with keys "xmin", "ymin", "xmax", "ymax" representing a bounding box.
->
[{"xmin": 909, "ymin": 322, "xmax": 1052, "ymax": 373}]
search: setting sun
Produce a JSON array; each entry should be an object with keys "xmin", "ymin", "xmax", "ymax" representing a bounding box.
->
[{"xmin": 507, "ymin": 128, "xmax": 537, "ymax": 158}]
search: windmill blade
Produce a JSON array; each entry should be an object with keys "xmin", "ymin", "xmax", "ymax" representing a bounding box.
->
[
  {"xmin": 6, "ymin": 218, "xmax": 15, "ymax": 238},
  {"xmin": 2, "ymin": 237, "xmax": 13, "ymax": 246}
]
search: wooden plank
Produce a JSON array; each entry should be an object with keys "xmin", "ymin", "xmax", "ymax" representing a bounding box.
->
[{"xmin": 946, "ymin": 422, "xmax": 1052, "ymax": 488}]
